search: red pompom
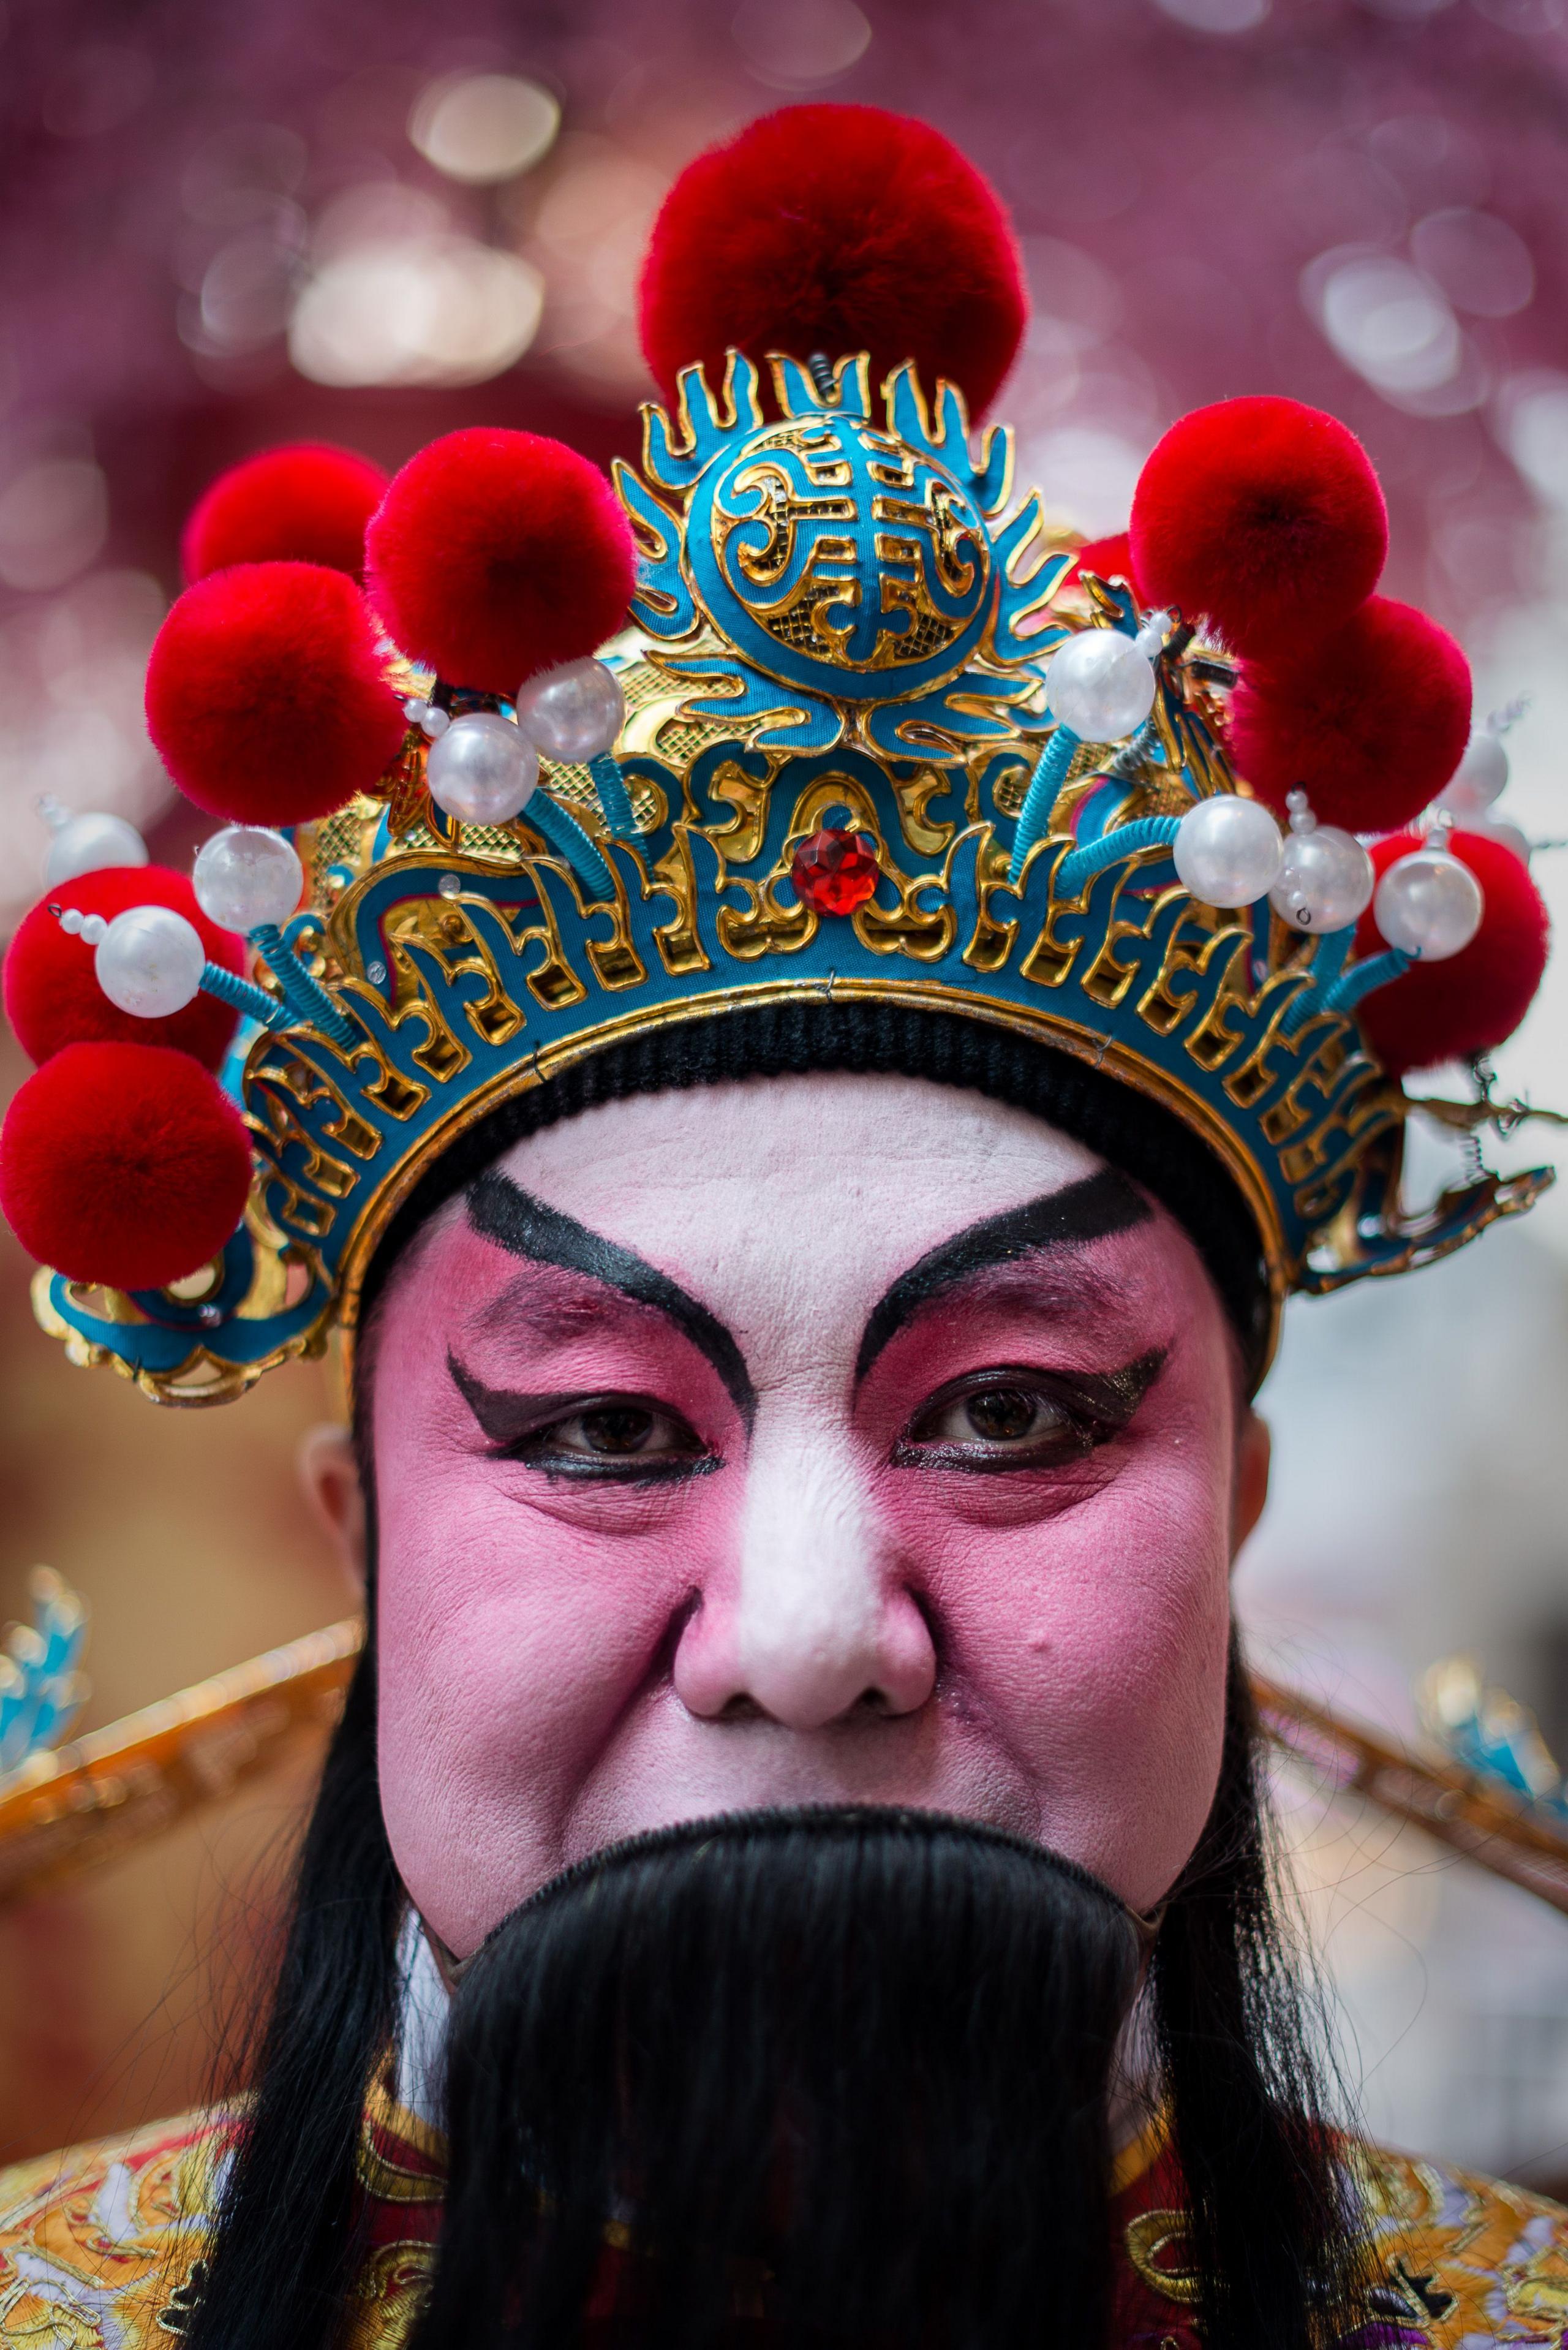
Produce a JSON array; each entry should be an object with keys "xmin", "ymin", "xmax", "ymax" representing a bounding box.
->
[
  {"xmin": 4, "ymin": 867, "xmax": 243, "ymax": 1070},
  {"xmin": 0, "ymin": 1041, "xmax": 254, "ymax": 1290},
  {"xmin": 639, "ymin": 104, "xmax": 1027, "ymax": 420},
  {"xmin": 364, "ymin": 429, "xmax": 635, "ymax": 697},
  {"xmin": 1226, "ymin": 596, "xmax": 1471, "ymax": 834},
  {"xmin": 1129, "ymin": 397, "xmax": 1387, "ymax": 659},
  {"xmin": 1354, "ymin": 831, "xmax": 1550, "ymax": 1077},
  {"xmin": 1068, "ymin": 531, "xmax": 1135, "ymax": 588},
  {"xmin": 145, "ymin": 561, "xmax": 407, "ymax": 825},
  {"xmin": 181, "ymin": 444, "xmax": 390, "ymax": 583}
]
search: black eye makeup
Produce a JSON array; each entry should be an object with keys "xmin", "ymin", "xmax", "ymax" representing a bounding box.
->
[
  {"xmin": 892, "ymin": 1348, "xmax": 1166, "ymax": 1473},
  {"xmin": 450, "ymin": 1354, "xmax": 717, "ymax": 1484},
  {"xmin": 448, "ymin": 1343, "xmax": 1165, "ymax": 1487}
]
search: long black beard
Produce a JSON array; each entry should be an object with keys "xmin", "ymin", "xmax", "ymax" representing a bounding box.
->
[
  {"xmin": 407, "ymin": 1806, "xmax": 1142, "ymax": 2350},
  {"xmin": 184, "ymin": 1635, "xmax": 1370, "ymax": 2350}
]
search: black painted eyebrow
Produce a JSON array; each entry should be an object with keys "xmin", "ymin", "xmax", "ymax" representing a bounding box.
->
[
  {"xmin": 854, "ymin": 1168, "xmax": 1153, "ymax": 1385},
  {"xmin": 467, "ymin": 1171, "xmax": 756, "ymax": 1427}
]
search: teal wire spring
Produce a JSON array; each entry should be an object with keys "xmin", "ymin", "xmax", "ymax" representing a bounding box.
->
[
  {"xmin": 1054, "ymin": 816, "xmax": 1181, "ymax": 896},
  {"xmin": 1008, "ymin": 729, "xmax": 1079, "ymax": 885},
  {"xmin": 526, "ymin": 792, "xmax": 616, "ymax": 899},
  {"xmin": 589, "ymin": 753, "xmax": 636, "ymax": 839},
  {"xmin": 249, "ymin": 923, "xmax": 360, "ymax": 1048},
  {"xmin": 198, "ymin": 961, "xmax": 292, "ymax": 1031}
]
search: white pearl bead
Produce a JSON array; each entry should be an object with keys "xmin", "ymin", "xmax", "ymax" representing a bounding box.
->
[
  {"xmin": 1173, "ymin": 795, "xmax": 1283, "ymax": 907},
  {"xmin": 58, "ymin": 908, "xmax": 108, "ymax": 943},
  {"xmin": 1374, "ymin": 847, "xmax": 1483, "ymax": 961},
  {"xmin": 426, "ymin": 712, "xmax": 538, "ymax": 825},
  {"xmin": 43, "ymin": 811, "xmax": 148, "ymax": 887},
  {"xmin": 1046, "ymin": 630, "xmax": 1158, "ymax": 741},
  {"xmin": 514, "ymin": 659, "xmax": 626, "ymax": 763},
  {"xmin": 1133, "ymin": 609, "xmax": 1173, "ymax": 662},
  {"xmin": 192, "ymin": 826, "xmax": 303, "ymax": 933},
  {"xmin": 94, "ymin": 905, "xmax": 206, "ymax": 1018},
  {"xmin": 1269, "ymin": 823, "xmax": 1374, "ymax": 932},
  {"xmin": 1438, "ymin": 728, "xmax": 1508, "ymax": 819}
]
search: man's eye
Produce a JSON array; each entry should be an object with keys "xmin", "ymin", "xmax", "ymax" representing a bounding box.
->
[
  {"xmin": 963, "ymin": 1388, "xmax": 1057, "ymax": 1443},
  {"xmin": 562, "ymin": 1406, "xmax": 662, "ymax": 1455},
  {"xmin": 897, "ymin": 1352, "xmax": 1167, "ymax": 1472},
  {"xmin": 913, "ymin": 1385, "xmax": 1073, "ymax": 1450},
  {"xmin": 507, "ymin": 1400, "xmax": 711, "ymax": 1478}
]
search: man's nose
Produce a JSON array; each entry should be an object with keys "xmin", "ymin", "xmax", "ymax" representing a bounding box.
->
[{"xmin": 673, "ymin": 1419, "xmax": 937, "ymax": 1731}]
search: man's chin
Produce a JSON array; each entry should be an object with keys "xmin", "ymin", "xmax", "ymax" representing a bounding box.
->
[{"xmin": 406, "ymin": 1805, "xmax": 1140, "ymax": 2350}]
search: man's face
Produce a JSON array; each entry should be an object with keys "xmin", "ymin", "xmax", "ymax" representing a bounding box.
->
[{"xmin": 363, "ymin": 1070, "xmax": 1261, "ymax": 1957}]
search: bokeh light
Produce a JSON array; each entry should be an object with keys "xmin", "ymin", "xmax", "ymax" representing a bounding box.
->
[
  {"xmin": 1014, "ymin": 234, "xmax": 1155, "ymax": 534},
  {"xmin": 408, "ymin": 73, "xmax": 561, "ymax": 184},
  {"xmin": 1494, "ymin": 372, "xmax": 1568, "ymax": 507},
  {"xmin": 1303, "ymin": 249, "xmax": 1465, "ymax": 401},
  {"xmin": 731, "ymin": 0, "xmax": 872, "ymax": 85},
  {"xmin": 290, "ymin": 235, "xmax": 544, "ymax": 387},
  {"xmin": 193, "ymin": 228, "xmax": 303, "ymax": 358},
  {"xmin": 1027, "ymin": 424, "xmax": 1152, "ymax": 536},
  {"xmin": 0, "ymin": 459, "xmax": 107, "ymax": 594},
  {"xmin": 1412, "ymin": 206, "xmax": 1536, "ymax": 317},
  {"xmin": 518, "ymin": 134, "xmax": 666, "ymax": 398}
]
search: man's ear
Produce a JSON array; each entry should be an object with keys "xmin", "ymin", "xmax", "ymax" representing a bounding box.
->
[
  {"xmin": 1231, "ymin": 1408, "xmax": 1271, "ymax": 1563},
  {"xmin": 300, "ymin": 1423, "xmax": 368, "ymax": 1596}
]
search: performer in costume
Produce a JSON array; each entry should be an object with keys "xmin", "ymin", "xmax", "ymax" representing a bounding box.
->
[{"xmin": 0, "ymin": 99, "xmax": 1564, "ymax": 2350}]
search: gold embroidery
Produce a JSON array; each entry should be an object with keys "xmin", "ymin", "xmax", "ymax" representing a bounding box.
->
[
  {"xmin": 1125, "ymin": 2207, "xmax": 1200, "ymax": 2307},
  {"xmin": 156, "ymin": 2257, "xmax": 206, "ymax": 2333},
  {"xmin": 356, "ymin": 2074, "xmax": 446, "ymax": 2208},
  {"xmin": 1123, "ymin": 2141, "xmax": 1568, "ymax": 2346},
  {"xmin": 1338, "ymin": 2144, "xmax": 1568, "ymax": 2347},
  {"xmin": 0, "ymin": 2109, "xmax": 224, "ymax": 2350},
  {"xmin": 342, "ymin": 2241, "xmax": 437, "ymax": 2350}
]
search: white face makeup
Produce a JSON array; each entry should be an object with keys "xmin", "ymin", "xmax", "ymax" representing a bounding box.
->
[{"xmin": 358, "ymin": 1071, "xmax": 1261, "ymax": 1957}]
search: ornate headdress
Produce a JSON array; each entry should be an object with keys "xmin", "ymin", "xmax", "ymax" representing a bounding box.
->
[{"xmin": 0, "ymin": 102, "xmax": 1553, "ymax": 1405}]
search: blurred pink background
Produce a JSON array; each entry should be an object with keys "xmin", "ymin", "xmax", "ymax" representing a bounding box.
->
[{"xmin": 2, "ymin": 0, "xmax": 1567, "ymax": 2167}]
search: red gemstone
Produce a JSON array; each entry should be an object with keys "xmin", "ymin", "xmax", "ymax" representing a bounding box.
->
[{"xmin": 791, "ymin": 827, "xmax": 880, "ymax": 916}]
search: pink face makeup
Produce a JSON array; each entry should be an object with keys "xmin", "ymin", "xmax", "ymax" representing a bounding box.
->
[{"xmin": 368, "ymin": 1071, "xmax": 1252, "ymax": 1956}]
